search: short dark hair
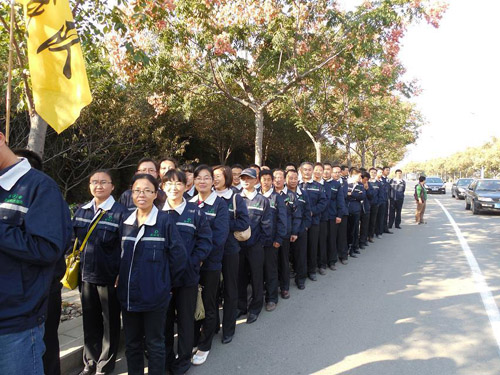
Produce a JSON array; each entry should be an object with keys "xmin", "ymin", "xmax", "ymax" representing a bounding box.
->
[
  {"xmin": 160, "ymin": 157, "xmax": 178, "ymax": 168},
  {"xmin": 13, "ymin": 149, "xmax": 43, "ymax": 171},
  {"xmin": 248, "ymin": 163, "xmax": 261, "ymax": 171},
  {"xmin": 259, "ymin": 169, "xmax": 273, "ymax": 180},
  {"xmin": 369, "ymin": 167, "xmax": 377, "ymax": 172},
  {"xmin": 285, "ymin": 162, "xmax": 297, "ymax": 170},
  {"xmin": 340, "ymin": 165, "xmax": 349, "ymax": 172},
  {"xmin": 162, "ymin": 169, "xmax": 187, "ymax": 185},
  {"xmin": 272, "ymin": 168, "xmax": 285, "ymax": 177},
  {"xmin": 360, "ymin": 167, "xmax": 367, "ymax": 172},
  {"xmin": 419, "ymin": 175, "xmax": 426, "ymax": 182},
  {"xmin": 90, "ymin": 169, "xmax": 113, "ymax": 183},
  {"xmin": 361, "ymin": 172, "xmax": 370, "ymax": 180},
  {"xmin": 131, "ymin": 173, "xmax": 159, "ymax": 192},
  {"xmin": 231, "ymin": 164, "xmax": 244, "ymax": 170},
  {"xmin": 314, "ymin": 162, "xmax": 324, "ymax": 169},
  {"xmin": 323, "ymin": 161, "xmax": 332, "ymax": 168},
  {"xmin": 213, "ymin": 165, "xmax": 233, "ymax": 189},
  {"xmin": 383, "ymin": 166, "xmax": 390, "ymax": 170},
  {"xmin": 395, "ymin": 169, "xmax": 402, "ymax": 173},
  {"xmin": 285, "ymin": 169, "xmax": 298, "ymax": 178},
  {"xmin": 180, "ymin": 163, "xmax": 195, "ymax": 174},
  {"xmin": 137, "ymin": 157, "xmax": 158, "ymax": 171},
  {"xmin": 194, "ymin": 164, "xmax": 213, "ymax": 179}
]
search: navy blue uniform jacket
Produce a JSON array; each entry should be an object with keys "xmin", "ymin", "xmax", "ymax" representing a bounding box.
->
[
  {"xmin": 218, "ymin": 189, "xmax": 250, "ymax": 255},
  {"xmin": 240, "ymin": 190, "xmax": 273, "ymax": 247},
  {"xmin": 300, "ymin": 180, "xmax": 328, "ymax": 226},
  {"xmin": 277, "ymin": 186, "xmax": 302, "ymax": 237},
  {"xmin": 379, "ymin": 177, "xmax": 390, "ymax": 203},
  {"xmin": 190, "ymin": 192, "xmax": 229, "ymax": 272},
  {"xmin": 0, "ymin": 159, "xmax": 72, "ymax": 334},
  {"xmin": 163, "ymin": 199, "xmax": 212, "ymax": 287},
  {"xmin": 362, "ymin": 183, "xmax": 373, "ymax": 214},
  {"xmin": 73, "ymin": 197, "xmax": 128, "ymax": 285},
  {"xmin": 295, "ymin": 186, "xmax": 312, "ymax": 234},
  {"xmin": 368, "ymin": 180, "xmax": 381, "ymax": 206},
  {"xmin": 390, "ymin": 179, "xmax": 406, "ymax": 201},
  {"xmin": 320, "ymin": 180, "xmax": 331, "ymax": 222},
  {"xmin": 346, "ymin": 182, "xmax": 366, "ymax": 214},
  {"xmin": 327, "ymin": 179, "xmax": 347, "ymax": 218},
  {"xmin": 261, "ymin": 188, "xmax": 287, "ymax": 246},
  {"xmin": 118, "ymin": 206, "xmax": 187, "ymax": 312}
]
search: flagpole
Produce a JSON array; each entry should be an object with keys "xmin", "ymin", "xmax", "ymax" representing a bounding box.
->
[{"xmin": 6, "ymin": 0, "xmax": 15, "ymax": 145}]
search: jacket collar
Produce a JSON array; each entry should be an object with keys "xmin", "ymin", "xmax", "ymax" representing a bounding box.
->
[
  {"xmin": 277, "ymin": 185, "xmax": 288, "ymax": 195},
  {"xmin": 261, "ymin": 187, "xmax": 274, "ymax": 198},
  {"xmin": 0, "ymin": 158, "xmax": 31, "ymax": 191},
  {"xmin": 82, "ymin": 195, "xmax": 115, "ymax": 212},
  {"xmin": 216, "ymin": 188, "xmax": 233, "ymax": 199},
  {"xmin": 241, "ymin": 189, "xmax": 258, "ymax": 200},
  {"xmin": 190, "ymin": 191, "xmax": 217, "ymax": 206},
  {"xmin": 124, "ymin": 205, "xmax": 159, "ymax": 226},
  {"xmin": 162, "ymin": 198, "xmax": 187, "ymax": 215}
]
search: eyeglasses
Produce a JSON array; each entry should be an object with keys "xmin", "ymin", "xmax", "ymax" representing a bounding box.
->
[
  {"xmin": 164, "ymin": 182, "xmax": 184, "ymax": 189},
  {"xmin": 132, "ymin": 189, "xmax": 155, "ymax": 196},
  {"xmin": 195, "ymin": 177, "xmax": 212, "ymax": 182},
  {"xmin": 90, "ymin": 180, "xmax": 112, "ymax": 186}
]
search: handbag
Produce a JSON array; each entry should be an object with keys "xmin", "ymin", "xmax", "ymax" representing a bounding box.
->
[
  {"xmin": 61, "ymin": 210, "xmax": 107, "ymax": 290},
  {"xmin": 232, "ymin": 193, "xmax": 251, "ymax": 241},
  {"xmin": 194, "ymin": 284, "xmax": 205, "ymax": 321}
]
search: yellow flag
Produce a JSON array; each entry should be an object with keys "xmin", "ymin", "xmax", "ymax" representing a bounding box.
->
[{"xmin": 17, "ymin": 0, "xmax": 92, "ymax": 133}]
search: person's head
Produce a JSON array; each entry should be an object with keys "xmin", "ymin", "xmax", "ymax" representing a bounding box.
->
[
  {"xmin": 360, "ymin": 167, "xmax": 367, "ymax": 173},
  {"xmin": 349, "ymin": 168, "xmax": 361, "ymax": 183},
  {"xmin": 0, "ymin": 131, "xmax": 18, "ymax": 170},
  {"xmin": 259, "ymin": 169, "xmax": 274, "ymax": 192},
  {"xmin": 89, "ymin": 169, "xmax": 114, "ymax": 202},
  {"xmin": 136, "ymin": 158, "xmax": 159, "ymax": 179},
  {"xmin": 273, "ymin": 169, "xmax": 285, "ymax": 190},
  {"xmin": 376, "ymin": 167, "xmax": 384, "ymax": 178},
  {"xmin": 162, "ymin": 169, "xmax": 187, "ymax": 202},
  {"xmin": 323, "ymin": 162, "xmax": 332, "ymax": 180},
  {"xmin": 395, "ymin": 169, "xmax": 403, "ymax": 179},
  {"xmin": 193, "ymin": 164, "xmax": 213, "ymax": 195},
  {"xmin": 285, "ymin": 163, "xmax": 297, "ymax": 172},
  {"xmin": 349, "ymin": 166, "xmax": 357, "ymax": 176},
  {"xmin": 383, "ymin": 166, "xmax": 391, "ymax": 177},
  {"xmin": 131, "ymin": 173, "xmax": 158, "ymax": 211},
  {"xmin": 285, "ymin": 169, "xmax": 299, "ymax": 189},
  {"xmin": 361, "ymin": 172, "xmax": 370, "ymax": 183},
  {"xmin": 13, "ymin": 149, "xmax": 43, "ymax": 171},
  {"xmin": 300, "ymin": 162, "xmax": 314, "ymax": 181},
  {"xmin": 231, "ymin": 164, "xmax": 243, "ymax": 186},
  {"xmin": 419, "ymin": 175, "xmax": 426, "ymax": 184},
  {"xmin": 313, "ymin": 162, "xmax": 324, "ymax": 181},
  {"xmin": 240, "ymin": 168, "xmax": 258, "ymax": 191},
  {"xmin": 213, "ymin": 165, "xmax": 232, "ymax": 191},
  {"xmin": 369, "ymin": 167, "xmax": 377, "ymax": 180},
  {"xmin": 180, "ymin": 164, "xmax": 195, "ymax": 189},
  {"xmin": 340, "ymin": 165, "xmax": 349, "ymax": 177},
  {"xmin": 261, "ymin": 165, "xmax": 270, "ymax": 171},
  {"xmin": 332, "ymin": 165, "xmax": 341, "ymax": 181},
  {"xmin": 159, "ymin": 157, "xmax": 177, "ymax": 178},
  {"xmin": 248, "ymin": 163, "xmax": 261, "ymax": 176}
]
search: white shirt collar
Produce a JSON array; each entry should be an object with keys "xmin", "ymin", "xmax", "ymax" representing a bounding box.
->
[
  {"xmin": 190, "ymin": 191, "xmax": 217, "ymax": 206},
  {"xmin": 124, "ymin": 205, "xmax": 159, "ymax": 226},
  {"xmin": 82, "ymin": 195, "xmax": 116, "ymax": 212},
  {"xmin": 317, "ymin": 178, "xmax": 324, "ymax": 185},
  {"xmin": 262, "ymin": 187, "xmax": 273, "ymax": 198},
  {"xmin": 0, "ymin": 158, "xmax": 31, "ymax": 191},
  {"xmin": 325, "ymin": 178, "xmax": 333, "ymax": 182},
  {"xmin": 296, "ymin": 186, "xmax": 303, "ymax": 195},
  {"xmin": 185, "ymin": 185, "xmax": 196, "ymax": 197},
  {"xmin": 275, "ymin": 185, "xmax": 288, "ymax": 195},
  {"xmin": 216, "ymin": 188, "xmax": 233, "ymax": 199},
  {"xmin": 233, "ymin": 183, "xmax": 242, "ymax": 190},
  {"xmin": 241, "ymin": 189, "xmax": 258, "ymax": 200},
  {"xmin": 162, "ymin": 198, "xmax": 187, "ymax": 215}
]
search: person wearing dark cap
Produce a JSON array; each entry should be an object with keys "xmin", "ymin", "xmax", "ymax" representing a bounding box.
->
[
  {"xmin": 389, "ymin": 169, "xmax": 405, "ymax": 229},
  {"xmin": 248, "ymin": 164, "xmax": 261, "ymax": 191},
  {"xmin": 237, "ymin": 168, "xmax": 272, "ymax": 324}
]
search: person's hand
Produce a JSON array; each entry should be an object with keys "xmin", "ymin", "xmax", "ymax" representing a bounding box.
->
[
  {"xmin": 418, "ymin": 199, "xmax": 423, "ymax": 204},
  {"xmin": 290, "ymin": 235, "xmax": 298, "ymax": 243},
  {"xmin": 336, "ymin": 217, "xmax": 342, "ymax": 224},
  {"xmin": 273, "ymin": 242, "xmax": 280, "ymax": 248},
  {"xmin": 114, "ymin": 276, "xmax": 119, "ymax": 288},
  {"xmin": 348, "ymin": 192, "xmax": 352, "ymax": 196}
]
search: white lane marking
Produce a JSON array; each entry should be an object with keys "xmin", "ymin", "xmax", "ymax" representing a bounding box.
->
[{"xmin": 435, "ymin": 198, "xmax": 500, "ymax": 356}]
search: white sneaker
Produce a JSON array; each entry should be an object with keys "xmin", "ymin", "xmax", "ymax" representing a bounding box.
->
[{"xmin": 192, "ymin": 350, "xmax": 209, "ymax": 365}]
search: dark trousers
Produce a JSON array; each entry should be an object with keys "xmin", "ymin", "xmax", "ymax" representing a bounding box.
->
[
  {"xmin": 291, "ymin": 231, "xmax": 307, "ymax": 284},
  {"xmin": 376, "ymin": 202, "xmax": 388, "ymax": 235},
  {"xmin": 347, "ymin": 212, "xmax": 361, "ymax": 251},
  {"xmin": 327, "ymin": 219, "xmax": 339, "ymax": 266},
  {"xmin": 368, "ymin": 204, "xmax": 379, "ymax": 238},
  {"xmin": 389, "ymin": 199, "xmax": 404, "ymax": 228},
  {"xmin": 278, "ymin": 239, "xmax": 291, "ymax": 291},
  {"xmin": 195, "ymin": 270, "xmax": 221, "ymax": 352},
  {"xmin": 238, "ymin": 243, "xmax": 264, "ymax": 315},
  {"xmin": 222, "ymin": 252, "xmax": 239, "ymax": 338},
  {"xmin": 80, "ymin": 281, "xmax": 121, "ymax": 374},
  {"xmin": 43, "ymin": 289, "xmax": 62, "ymax": 375},
  {"xmin": 165, "ymin": 285, "xmax": 198, "ymax": 375},
  {"xmin": 122, "ymin": 309, "xmax": 167, "ymax": 375},
  {"xmin": 264, "ymin": 245, "xmax": 279, "ymax": 303},
  {"xmin": 383, "ymin": 200, "xmax": 389, "ymax": 231},
  {"xmin": 318, "ymin": 221, "xmax": 328, "ymax": 269},
  {"xmin": 336, "ymin": 216, "xmax": 349, "ymax": 260},
  {"xmin": 307, "ymin": 224, "xmax": 320, "ymax": 275},
  {"xmin": 359, "ymin": 212, "xmax": 370, "ymax": 245}
]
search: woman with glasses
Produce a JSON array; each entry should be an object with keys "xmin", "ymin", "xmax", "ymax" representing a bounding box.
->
[
  {"xmin": 190, "ymin": 165, "xmax": 229, "ymax": 366},
  {"xmin": 117, "ymin": 173, "xmax": 187, "ymax": 375},
  {"xmin": 73, "ymin": 170, "xmax": 127, "ymax": 375},
  {"xmin": 212, "ymin": 165, "xmax": 250, "ymax": 344},
  {"xmin": 162, "ymin": 169, "xmax": 212, "ymax": 375}
]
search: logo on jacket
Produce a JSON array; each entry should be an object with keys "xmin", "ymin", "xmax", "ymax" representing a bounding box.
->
[
  {"xmin": 150, "ymin": 229, "xmax": 160, "ymax": 237},
  {"xmin": 4, "ymin": 194, "xmax": 24, "ymax": 205}
]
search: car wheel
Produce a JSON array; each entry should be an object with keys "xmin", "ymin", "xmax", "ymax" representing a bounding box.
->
[
  {"xmin": 451, "ymin": 191, "xmax": 455, "ymax": 198},
  {"xmin": 472, "ymin": 201, "xmax": 480, "ymax": 215},
  {"xmin": 465, "ymin": 199, "xmax": 471, "ymax": 210}
]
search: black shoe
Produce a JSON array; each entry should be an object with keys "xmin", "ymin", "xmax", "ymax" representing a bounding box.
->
[
  {"xmin": 359, "ymin": 244, "xmax": 365, "ymax": 249},
  {"xmin": 297, "ymin": 283, "xmax": 305, "ymax": 290},
  {"xmin": 308, "ymin": 273, "xmax": 317, "ymax": 281},
  {"xmin": 318, "ymin": 268, "xmax": 327, "ymax": 275},
  {"xmin": 339, "ymin": 258, "xmax": 348, "ymax": 265},
  {"xmin": 79, "ymin": 369, "xmax": 96, "ymax": 375},
  {"xmin": 236, "ymin": 310, "xmax": 247, "ymax": 319},
  {"xmin": 376, "ymin": 235, "xmax": 381, "ymax": 239},
  {"xmin": 329, "ymin": 264, "xmax": 337, "ymax": 271},
  {"xmin": 396, "ymin": 226, "xmax": 402, "ymax": 229},
  {"xmin": 247, "ymin": 313, "xmax": 258, "ymax": 324},
  {"xmin": 353, "ymin": 249, "xmax": 360, "ymax": 254},
  {"xmin": 349, "ymin": 253, "xmax": 358, "ymax": 258},
  {"xmin": 384, "ymin": 230, "xmax": 394, "ymax": 234},
  {"xmin": 222, "ymin": 335, "xmax": 233, "ymax": 344},
  {"xmin": 368, "ymin": 238, "xmax": 374, "ymax": 243}
]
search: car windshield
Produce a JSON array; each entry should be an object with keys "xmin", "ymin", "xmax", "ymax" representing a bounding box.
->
[
  {"xmin": 476, "ymin": 180, "xmax": 500, "ymax": 191},
  {"xmin": 426, "ymin": 178, "xmax": 443, "ymax": 184},
  {"xmin": 457, "ymin": 179, "xmax": 473, "ymax": 186}
]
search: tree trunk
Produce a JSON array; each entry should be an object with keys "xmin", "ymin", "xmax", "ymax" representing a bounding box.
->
[
  {"xmin": 346, "ymin": 139, "xmax": 351, "ymax": 168},
  {"xmin": 254, "ymin": 108, "xmax": 264, "ymax": 165},
  {"xmin": 372, "ymin": 155, "xmax": 377, "ymax": 168},
  {"xmin": 27, "ymin": 113, "xmax": 48, "ymax": 158},
  {"xmin": 314, "ymin": 141, "xmax": 321, "ymax": 162},
  {"xmin": 361, "ymin": 148, "xmax": 366, "ymax": 168}
]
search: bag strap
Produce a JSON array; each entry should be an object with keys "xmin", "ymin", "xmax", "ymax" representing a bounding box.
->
[
  {"xmin": 75, "ymin": 210, "xmax": 107, "ymax": 256},
  {"xmin": 232, "ymin": 193, "xmax": 237, "ymax": 220}
]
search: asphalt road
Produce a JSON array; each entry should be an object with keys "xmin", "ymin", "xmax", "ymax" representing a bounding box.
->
[{"xmin": 110, "ymin": 190, "xmax": 500, "ymax": 375}]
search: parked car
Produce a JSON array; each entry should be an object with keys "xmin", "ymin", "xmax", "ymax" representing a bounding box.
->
[
  {"xmin": 464, "ymin": 179, "xmax": 500, "ymax": 214},
  {"xmin": 451, "ymin": 178, "xmax": 473, "ymax": 199},
  {"xmin": 425, "ymin": 177, "xmax": 446, "ymax": 194}
]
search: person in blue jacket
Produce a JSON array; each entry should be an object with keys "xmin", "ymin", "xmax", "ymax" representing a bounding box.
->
[
  {"xmin": 323, "ymin": 163, "xmax": 345, "ymax": 270},
  {"xmin": 389, "ymin": 169, "xmax": 406, "ymax": 229},
  {"xmin": 273, "ymin": 168, "xmax": 301, "ymax": 299},
  {"xmin": 368, "ymin": 168, "xmax": 381, "ymax": 242},
  {"xmin": 162, "ymin": 169, "xmax": 212, "ymax": 375},
  {"xmin": 117, "ymin": 173, "xmax": 186, "ymax": 375},
  {"xmin": 190, "ymin": 165, "xmax": 229, "ymax": 366},
  {"xmin": 213, "ymin": 165, "xmax": 250, "ymax": 344},
  {"xmin": 286, "ymin": 169, "xmax": 311, "ymax": 289},
  {"xmin": 299, "ymin": 162, "xmax": 328, "ymax": 281},
  {"xmin": 313, "ymin": 162, "xmax": 331, "ymax": 275},
  {"xmin": 346, "ymin": 169, "xmax": 366, "ymax": 257},
  {"xmin": 359, "ymin": 172, "xmax": 374, "ymax": 250},
  {"xmin": 237, "ymin": 168, "xmax": 272, "ymax": 324},
  {"xmin": 259, "ymin": 169, "xmax": 287, "ymax": 312},
  {"xmin": 376, "ymin": 167, "xmax": 391, "ymax": 237},
  {"xmin": 0, "ymin": 131, "xmax": 72, "ymax": 375},
  {"xmin": 73, "ymin": 170, "xmax": 128, "ymax": 375}
]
